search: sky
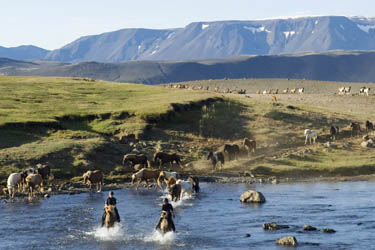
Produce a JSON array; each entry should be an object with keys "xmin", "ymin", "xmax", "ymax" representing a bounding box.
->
[{"xmin": 1, "ymin": 0, "xmax": 375, "ymax": 50}]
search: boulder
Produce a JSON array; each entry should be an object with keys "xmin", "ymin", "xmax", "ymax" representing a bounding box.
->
[
  {"xmin": 321, "ymin": 228, "xmax": 336, "ymax": 233},
  {"xmin": 44, "ymin": 194, "xmax": 50, "ymax": 198},
  {"xmin": 240, "ymin": 190, "xmax": 266, "ymax": 203},
  {"xmin": 275, "ymin": 236, "xmax": 298, "ymax": 247},
  {"xmin": 303, "ymin": 225, "xmax": 317, "ymax": 231},
  {"xmin": 263, "ymin": 222, "xmax": 289, "ymax": 230},
  {"xmin": 363, "ymin": 135, "xmax": 370, "ymax": 141},
  {"xmin": 244, "ymin": 233, "xmax": 251, "ymax": 238}
]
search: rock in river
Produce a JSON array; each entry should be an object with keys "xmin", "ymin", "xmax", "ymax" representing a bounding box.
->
[
  {"xmin": 276, "ymin": 236, "xmax": 298, "ymax": 247},
  {"xmin": 240, "ymin": 190, "xmax": 266, "ymax": 203},
  {"xmin": 263, "ymin": 222, "xmax": 289, "ymax": 230},
  {"xmin": 303, "ymin": 225, "xmax": 317, "ymax": 231},
  {"xmin": 321, "ymin": 228, "xmax": 336, "ymax": 233}
]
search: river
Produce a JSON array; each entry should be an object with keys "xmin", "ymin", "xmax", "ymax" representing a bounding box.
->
[{"xmin": 1, "ymin": 181, "xmax": 374, "ymax": 249}]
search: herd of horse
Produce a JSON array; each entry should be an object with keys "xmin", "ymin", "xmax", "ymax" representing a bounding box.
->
[{"xmin": 338, "ymin": 86, "xmax": 371, "ymax": 96}]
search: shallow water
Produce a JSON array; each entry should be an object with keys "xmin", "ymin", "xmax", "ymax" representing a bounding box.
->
[{"xmin": 1, "ymin": 182, "xmax": 375, "ymax": 249}]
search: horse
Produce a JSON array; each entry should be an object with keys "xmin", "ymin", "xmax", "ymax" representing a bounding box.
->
[
  {"xmin": 7, "ymin": 173, "xmax": 23, "ymax": 198},
  {"xmin": 25, "ymin": 174, "xmax": 43, "ymax": 198},
  {"xmin": 330, "ymin": 126, "xmax": 339, "ymax": 140},
  {"xmin": 163, "ymin": 176, "xmax": 177, "ymax": 189},
  {"xmin": 169, "ymin": 183, "xmax": 182, "ymax": 201},
  {"xmin": 159, "ymin": 211, "xmax": 173, "ymax": 234},
  {"xmin": 224, "ymin": 144, "xmax": 240, "ymax": 161},
  {"xmin": 153, "ymin": 152, "xmax": 183, "ymax": 168},
  {"xmin": 131, "ymin": 168, "xmax": 160, "ymax": 190},
  {"xmin": 36, "ymin": 164, "xmax": 51, "ymax": 185},
  {"xmin": 350, "ymin": 122, "xmax": 361, "ymax": 137},
  {"xmin": 243, "ymin": 138, "xmax": 256, "ymax": 157},
  {"xmin": 304, "ymin": 129, "xmax": 318, "ymax": 144},
  {"xmin": 122, "ymin": 154, "xmax": 148, "ymax": 167},
  {"xmin": 187, "ymin": 176, "xmax": 200, "ymax": 193},
  {"xmin": 104, "ymin": 205, "xmax": 117, "ymax": 228},
  {"xmin": 207, "ymin": 151, "xmax": 225, "ymax": 170},
  {"xmin": 157, "ymin": 171, "xmax": 178, "ymax": 188},
  {"xmin": 176, "ymin": 180, "xmax": 193, "ymax": 199},
  {"xmin": 82, "ymin": 170, "xmax": 103, "ymax": 192},
  {"xmin": 365, "ymin": 121, "xmax": 374, "ymax": 134}
]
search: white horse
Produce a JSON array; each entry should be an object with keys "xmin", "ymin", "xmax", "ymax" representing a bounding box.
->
[
  {"xmin": 7, "ymin": 173, "xmax": 23, "ymax": 198},
  {"xmin": 304, "ymin": 129, "xmax": 318, "ymax": 144},
  {"xmin": 176, "ymin": 179, "xmax": 193, "ymax": 199}
]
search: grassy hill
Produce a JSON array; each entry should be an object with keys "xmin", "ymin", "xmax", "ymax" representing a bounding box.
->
[{"xmin": 1, "ymin": 76, "xmax": 375, "ymax": 186}]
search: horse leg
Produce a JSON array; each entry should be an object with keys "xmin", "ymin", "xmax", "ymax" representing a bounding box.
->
[
  {"xmin": 145, "ymin": 179, "xmax": 149, "ymax": 189},
  {"xmin": 136, "ymin": 179, "xmax": 141, "ymax": 190}
]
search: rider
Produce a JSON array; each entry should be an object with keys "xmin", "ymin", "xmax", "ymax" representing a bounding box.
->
[
  {"xmin": 101, "ymin": 191, "xmax": 120, "ymax": 226},
  {"xmin": 155, "ymin": 198, "xmax": 176, "ymax": 232}
]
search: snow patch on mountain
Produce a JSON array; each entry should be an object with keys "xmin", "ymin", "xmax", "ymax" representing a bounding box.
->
[
  {"xmin": 202, "ymin": 24, "xmax": 210, "ymax": 30},
  {"xmin": 243, "ymin": 26, "xmax": 270, "ymax": 34},
  {"xmin": 283, "ymin": 31, "xmax": 296, "ymax": 39},
  {"xmin": 357, "ymin": 24, "xmax": 375, "ymax": 33}
]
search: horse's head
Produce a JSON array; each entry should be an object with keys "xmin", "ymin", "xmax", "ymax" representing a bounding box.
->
[{"xmin": 105, "ymin": 205, "xmax": 115, "ymax": 215}]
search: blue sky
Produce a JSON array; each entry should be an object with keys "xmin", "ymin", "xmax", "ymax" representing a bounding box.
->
[{"xmin": 1, "ymin": 0, "xmax": 375, "ymax": 50}]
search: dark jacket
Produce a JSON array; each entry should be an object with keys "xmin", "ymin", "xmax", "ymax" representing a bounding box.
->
[
  {"xmin": 162, "ymin": 203, "xmax": 173, "ymax": 214},
  {"xmin": 106, "ymin": 197, "xmax": 117, "ymax": 206}
]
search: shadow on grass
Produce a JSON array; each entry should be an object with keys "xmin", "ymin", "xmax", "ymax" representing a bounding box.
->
[
  {"xmin": 154, "ymin": 99, "xmax": 252, "ymax": 141},
  {"xmin": 0, "ymin": 128, "xmax": 46, "ymax": 149}
]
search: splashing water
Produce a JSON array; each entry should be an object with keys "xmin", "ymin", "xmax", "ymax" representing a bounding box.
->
[
  {"xmin": 144, "ymin": 230, "xmax": 176, "ymax": 244},
  {"xmin": 89, "ymin": 223, "xmax": 124, "ymax": 241},
  {"xmin": 159, "ymin": 189, "xmax": 193, "ymax": 208}
]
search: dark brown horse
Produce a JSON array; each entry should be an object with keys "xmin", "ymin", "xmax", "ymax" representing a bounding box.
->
[
  {"xmin": 350, "ymin": 122, "xmax": 361, "ymax": 137},
  {"xmin": 122, "ymin": 154, "xmax": 148, "ymax": 167},
  {"xmin": 169, "ymin": 183, "xmax": 182, "ymax": 201},
  {"xmin": 36, "ymin": 164, "xmax": 51, "ymax": 185},
  {"xmin": 153, "ymin": 152, "xmax": 183, "ymax": 168},
  {"xmin": 224, "ymin": 144, "xmax": 240, "ymax": 160},
  {"xmin": 187, "ymin": 176, "xmax": 200, "ymax": 193},
  {"xmin": 366, "ymin": 121, "xmax": 374, "ymax": 134},
  {"xmin": 243, "ymin": 138, "xmax": 256, "ymax": 157}
]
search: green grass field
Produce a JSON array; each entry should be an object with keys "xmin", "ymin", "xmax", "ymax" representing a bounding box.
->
[{"xmin": 1, "ymin": 76, "xmax": 375, "ymax": 185}]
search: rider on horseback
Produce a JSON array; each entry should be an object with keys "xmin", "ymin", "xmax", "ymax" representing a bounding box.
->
[
  {"xmin": 155, "ymin": 198, "xmax": 176, "ymax": 232},
  {"xmin": 101, "ymin": 191, "xmax": 120, "ymax": 226}
]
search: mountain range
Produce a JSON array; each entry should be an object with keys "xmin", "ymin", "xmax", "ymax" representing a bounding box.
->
[
  {"xmin": 1, "ymin": 16, "xmax": 375, "ymax": 63},
  {"xmin": 2, "ymin": 51, "xmax": 375, "ymax": 84}
]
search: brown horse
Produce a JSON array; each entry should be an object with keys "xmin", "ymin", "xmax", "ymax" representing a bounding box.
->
[
  {"xmin": 163, "ymin": 176, "xmax": 177, "ymax": 189},
  {"xmin": 104, "ymin": 205, "xmax": 117, "ymax": 228},
  {"xmin": 25, "ymin": 174, "xmax": 43, "ymax": 198},
  {"xmin": 157, "ymin": 171, "xmax": 178, "ymax": 188},
  {"xmin": 83, "ymin": 170, "xmax": 103, "ymax": 192},
  {"xmin": 159, "ymin": 211, "xmax": 173, "ymax": 234},
  {"xmin": 243, "ymin": 138, "xmax": 256, "ymax": 157},
  {"xmin": 131, "ymin": 168, "xmax": 160, "ymax": 190},
  {"xmin": 169, "ymin": 183, "xmax": 182, "ymax": 201},
  {"xmin": 224, "ymin": 144, "xmax": 240, "ymax": 160},
  {"xmin": 122, "ymin": 154, "xmax": 148, "ymax": 167},
  {"xmin": 153, "ymin": 152, "xmax": 183, "ymax": 168},
  {"xmin": 350, "ymin": 122, "xmax": 361, "ymax": 137}
]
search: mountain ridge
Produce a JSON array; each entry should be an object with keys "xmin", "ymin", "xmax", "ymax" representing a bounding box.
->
[
  {"xmin": 2, "ymin": 16, "xmax": 375, "ymax": 62},
  {"xmin": 2, "ymin": 50, "xmax": 375, "ymax": 84}
]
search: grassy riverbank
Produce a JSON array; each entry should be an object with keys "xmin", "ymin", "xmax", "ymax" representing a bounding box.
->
[{"xmin": 1, "ymin": 76, "xmax": 375, "ymax": 187}]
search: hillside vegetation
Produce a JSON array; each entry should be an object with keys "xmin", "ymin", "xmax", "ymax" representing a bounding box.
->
[{"xmin": 1, "ymin": 76, "xmax": 375, "ymax": 185}]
